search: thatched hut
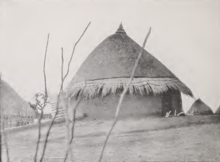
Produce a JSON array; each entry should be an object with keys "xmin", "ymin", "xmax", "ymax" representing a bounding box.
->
[
  {"xmin": 215, "ymin": 105, "xmax": 220, "ymax": 115},
  {"xmin": 187, "ymin": 98, "xmax": 213, "ymax": 115},
  {"xmin": 65, "ymin": 24, "xmax": 194, "ymax": 120},
  {"xmin": 0, "ymin": 79, "xmax": 35, "ymax": 127}
]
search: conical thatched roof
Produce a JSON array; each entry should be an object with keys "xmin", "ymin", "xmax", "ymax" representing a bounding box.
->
[
  {"xmin": 215, "ymin": 105, "xmax": 220, "ymax": 115},
  {"xmin": 0, "ymin": 79, "xmax": 35, "ymax": 116},
  {"xmin": 187, "ymin": 98, "xmax": 213, "ymax": 115},
  {"xmin": 66, "ymin": 24, "xmax": 193, "ymax": 99}
]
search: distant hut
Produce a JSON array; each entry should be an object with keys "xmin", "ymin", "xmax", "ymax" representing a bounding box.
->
[
  {"xmin": 65, "ymin": 24, "xmax": 194, "ymax": 120},
  {"xmin": 187, "ymin": 98, "xmax": 213, "ymax": 115},
  {"xmin": 215, "ymin": 105, "xmax": 220, "ymax": 115},
  {"xmin": 0, "ymin": 79, "xmax": 35, "ymax": 127}
]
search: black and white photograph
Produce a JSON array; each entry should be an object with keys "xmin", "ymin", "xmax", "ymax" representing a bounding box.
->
[{"xmin": 0, "ymin": 0, "xmax": 219, "ymax": 161}]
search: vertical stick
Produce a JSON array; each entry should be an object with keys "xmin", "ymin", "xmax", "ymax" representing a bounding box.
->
[
  {"xmin": 34, "ymin": 33, "xmax": 50, "ymax": 162},
  {"xmin": 63, "ymin": 82, "xmax": 86, "ymax": 162},
  {"xmin": 39, "ymin": 22, "xmax": 91, "ymax": 162},
  {"xmin": 61, "ymin": 48, "xmax": 74, "ymax": 161},
  {"xmin": 98, "ymin": 27, "xmax": 151, "ymax": 162}
]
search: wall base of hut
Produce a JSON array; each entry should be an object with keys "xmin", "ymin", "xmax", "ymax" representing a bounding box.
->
[{"xmin": 68, "ymin": 90, "xmax": 184, "ymax": 120}]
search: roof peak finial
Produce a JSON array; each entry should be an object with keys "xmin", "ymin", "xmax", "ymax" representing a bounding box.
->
[{"xmin": 116, "ymin": 22, "xmax": 126, "ymax": 34}]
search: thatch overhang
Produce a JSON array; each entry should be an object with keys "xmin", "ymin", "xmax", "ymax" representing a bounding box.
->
[
  {"xmin": 66, "ymin": 24, "xmax": 194, "ymax": 100},
  {"xmin": 67, "ymin": 77, "xmax": 193, "ymax": 100},
  {"xmin": 187, "ymin": 98, "xmax": 213, "ymax": 115}
]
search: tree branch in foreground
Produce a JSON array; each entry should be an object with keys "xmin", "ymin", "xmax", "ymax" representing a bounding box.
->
[
  {"xmin": 34, "ymin": 33, "xmax": 50, "ymax": 162},
  {"xmin": 62, "ymin": 47, "xmax": 74, "ymax": 162},
  {"xmin": 39, "ymin": 22, "xmax": 91, "ymax": 162},
  {"xmin": 63, "ymin": 81, "xmax": 86, "ymax": 162},
  {"xmin": 63, "ymin": 22, "xmax": 91, "ymax": 81},
  {"xmin": 98, "ymin": 27, "xmax": 152, "ymax": 162}
]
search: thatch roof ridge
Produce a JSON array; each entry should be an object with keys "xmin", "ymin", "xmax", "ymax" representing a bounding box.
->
[
  {"xmin": 187, "ymin": 98, "xmax": 213, "ymax": 115},
  {"xmin": 0, "ymin": 79, "xmax": 35, "ymax": 116}
]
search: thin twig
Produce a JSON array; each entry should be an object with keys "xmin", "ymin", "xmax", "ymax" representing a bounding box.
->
[
  {"xmin": 39, "ymin": 22, "xmax": 91, "ymax": 162},
  {"xmin": 61, "ymin": 48, "xmax": 64, "ymax": 89},
  {"xmin": 62, "ymin": 47, "xmax": 74, "ymax": 162},
  {"xmin": 63, "ymin": 96, "xmax": 73, "ymax": 161},
  {"xmin": 34, "ymin": 33, "xmax": 50, "ymax": 162},
  {"xmin": 63, "ymin": 22, "xmax": 91, "ymax": 81},
  {"xmin": 98, "ymin": 27, "xmax": 152, "ymax": 162},
  {"xmin": 34, "ymin": 109, "xmax": 43, "ymax": 162},
  {"xmin": 39, "ymin": 92, "xmax": 61, "ymax": 162},
  {"xmin": 43, "ymin": 34, "xmax": 50, "ymax": 100},
  {"xmin": 62, "ymin": 22, "xmax": 91, "ymax": 162},
  {"xmin": 63, "ymin": 82, "xmax": 86, "ymax": 162}
]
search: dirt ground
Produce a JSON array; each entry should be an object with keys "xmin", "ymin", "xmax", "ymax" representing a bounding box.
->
[{"xmin": 2, "ymin": 115, "xmax": 220, "ymax": 162}]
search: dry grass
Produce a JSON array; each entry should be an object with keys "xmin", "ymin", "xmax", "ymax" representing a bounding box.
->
[
  {"xmin": 2, "ymin": 115, "xmax": 220, "ymax": 162},
  {"xmin": 67, "ymin": 77, "xmax": 193, "ymax": 100}
]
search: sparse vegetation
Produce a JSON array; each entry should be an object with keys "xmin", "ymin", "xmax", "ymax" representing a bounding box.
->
[{"xmin": 1, "ymin": 115, "xmax": 220, "ymax": 162}]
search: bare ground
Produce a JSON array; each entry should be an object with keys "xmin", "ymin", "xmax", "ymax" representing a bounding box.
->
[{"xmin": 2, "ymin": 115, "xmax": 220, "ymax": 162}]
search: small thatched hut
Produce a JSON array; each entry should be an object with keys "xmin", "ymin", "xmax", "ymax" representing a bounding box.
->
[
  {"xmin": 65, "ymin": 24, "xmax": 194, "ymax": 120},
  {"xmin": 215, "ymin": 105, "xmax": 220, "ymax": 115},
  {"xmin": 0, "ymin": 79, "xmax": 35, "ymax": 127},
  {"xmin": 187, "ymin": 98, "xmax": 213, "ymax": 115}
]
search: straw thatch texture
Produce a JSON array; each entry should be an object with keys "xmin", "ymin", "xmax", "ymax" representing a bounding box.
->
[
  {"xmin": 0, "ymin": 79, "xmax": 35, "ymax": 117},
  {"xmin": 66, "ymin": 77, "xmax": 193, "ymax": 100},
  {"xmin": 70, "ymin": 24, "xmax": 182, "ymax": 82},
  {"xmin": 66, "ymin": 24, "xmax": 193, "ymax": 100},
  {"xmin": 187, "ymin": 99, "xmax": 213, "ymax": 115}
]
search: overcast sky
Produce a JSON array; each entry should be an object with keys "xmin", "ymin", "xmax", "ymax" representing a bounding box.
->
[{"xmin": 0, "ymin": 0, "xmax": 219, "ymax": 113}]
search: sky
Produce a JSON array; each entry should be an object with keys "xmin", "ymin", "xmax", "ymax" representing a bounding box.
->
[{"xmin": 0, "ymin": 0, "xmax": 219, "ymax": 113}]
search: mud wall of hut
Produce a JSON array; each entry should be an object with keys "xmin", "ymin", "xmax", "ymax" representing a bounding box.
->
[
  {"xmin": 68, "ymin": 90, "xmax": 183, "ymax": 120},
  {"xmin": 68, "ymin": 94, "xmax": 163, "ymax": 120}
]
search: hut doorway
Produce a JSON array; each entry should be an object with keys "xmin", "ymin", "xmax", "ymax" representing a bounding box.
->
[{"xmin": 162, "ymin": 90, "xmax": 183, "ymax": 116}]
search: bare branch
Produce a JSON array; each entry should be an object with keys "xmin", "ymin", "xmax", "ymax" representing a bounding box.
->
[
  {"xmin": 39, "ymin": 93, "xmax": 61, "ymax": 162},
  {"xmin": 43, "ymin": 34, "xmax": 50, "ymax": 100},
  {"xmin": 39, "ymin": 48, "xmax": 66, "ymax": 162},
  {"xmin": 63, "ymin": 96, "xmax": 73, "ymax": 162},
  {"xmin": 63, "ymin": 82, "xmax": 86, "ymax": 162},
  {"xmin": 98, "ymin": 27, "xmax": 152, "ymax": 162},
  {"xmin": 61, "ymin": 48, "xmax": 64, "ymax": 89},
  {"xmin": 34, "ymin": 109, "xmax": 43, "ymax": 162},
  {"xmin": 62, "ymin": 47, "xmax": 74, "ymax": 162},
  {"xmin": 34, "ymin": 33, "xmax": 50, "ymax": 162},
  {"xmin": 63, "ymin": 22, "xmax": 91, "ymax": 81},
  {"xmin": 39, "ymin": 22, "xmax": 91, "ymax": 162},
  {"xmin": 62, "ymin": 22, "xmax": 91, "ymax": 162}
]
